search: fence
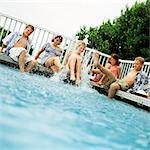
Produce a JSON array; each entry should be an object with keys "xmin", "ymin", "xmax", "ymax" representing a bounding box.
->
[{"xmin": 0, "ymin": 12, "xmax": 150, "ymax": 79}]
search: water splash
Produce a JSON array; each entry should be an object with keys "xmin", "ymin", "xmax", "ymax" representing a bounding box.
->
[
  {"xmin": 49, "ymin": 67, "xmax": 69, "ymax": 83},
  {"xmin": 50, "ymin": 50, "xmax": 92, "ymax": 89},
  {"xmin": 80, "ymin": 50, "xmax": 91, "ymax": 89}
]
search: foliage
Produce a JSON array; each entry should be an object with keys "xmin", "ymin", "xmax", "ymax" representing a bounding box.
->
[
  {"xmin": 76, "ymin": 0, "xmax": 150, "ymax": 61},
  {"xmin": 0, "ymin": 28, "xmax": 11, "ymax": 45}
]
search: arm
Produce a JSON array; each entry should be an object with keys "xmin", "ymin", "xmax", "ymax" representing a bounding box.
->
[
  {"xmin": 35, "ymin": 48, "xmax": 44, "ymax": 60},
  {"xmin": 0, "ymin": 32, "xmax": 16, "ymax": 52},
  {"xmin": 98, "ymin": 64, "xmax": 114, "ymax": 78},
  {"xmin": 2, "ymin": 32, "xmax": 15, "ymax": 46},
  {"xmin": 35, "ymin": 43, "xmax": 49, "ymax": 60},
  {"xmin": 117, "ymin": 66, "xmax": 121, "ymax": 79},
  {"xmin": 98, "ymin": 64, "xmax": 111, "ymax": 75}
]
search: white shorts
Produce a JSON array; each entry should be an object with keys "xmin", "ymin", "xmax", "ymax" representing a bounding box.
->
[{"xmin": 9, "ymin": 47, "xmax": 33, "ymax": 64}]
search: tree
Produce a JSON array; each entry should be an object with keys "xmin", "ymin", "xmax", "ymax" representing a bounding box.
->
[
  {"xmin": 76, "ymin": 0, "xmax": 150, "ymax": 61},
  {"xmin": 0, "ymin": 28, "xmax": 11, "ymax": 45}
]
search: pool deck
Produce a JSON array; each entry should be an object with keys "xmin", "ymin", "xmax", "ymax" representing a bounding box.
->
[
  {"xmin": 0, "ymin": 53, "xmax": 53, "ymax": 77},
  {"xmin": 92, "ymin": 82, "xmax": 150, "ymax": 111},
  {"xmin": 0, "ymin": 52, "xmax": 150, "ymax": 111}
]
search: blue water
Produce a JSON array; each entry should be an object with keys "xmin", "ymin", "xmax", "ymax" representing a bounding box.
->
[{"xmin": 0, "ymin": 65, "xmax": 150, "ymax": 150}]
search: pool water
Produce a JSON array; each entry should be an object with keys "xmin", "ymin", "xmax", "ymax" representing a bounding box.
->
[{"xmin": 0, "ymin": 65, "xmax": 150, "ymax": 150}]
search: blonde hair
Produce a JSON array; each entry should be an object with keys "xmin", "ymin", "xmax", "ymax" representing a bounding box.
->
[
  {"xmin": 135, "ymin": 57, "xmax": 145, "ymax": 64},
  {"xmin": 76, "ymin": 41, "xmax": 87, "ymax": 48}
]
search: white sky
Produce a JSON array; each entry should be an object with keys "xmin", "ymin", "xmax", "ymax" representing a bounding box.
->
[{"xmin": 0, "ymin": 0, "xmax": 145, "ymax": 38}]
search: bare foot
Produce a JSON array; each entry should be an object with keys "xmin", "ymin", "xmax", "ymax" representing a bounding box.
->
[
  {"xmin": 98, "ymin": 80, "xmax": 103, "ymax": 85},
  {"xmin": 70, "ymin": 75, "xmax": 75, "ymax": 81},
  {"xmin": 20, "ymin": 68, "xmax": 25, "ymax": 73},
  {"xmin": 76, "ymin": 79, "xmax": 81, "ymax": 85}
]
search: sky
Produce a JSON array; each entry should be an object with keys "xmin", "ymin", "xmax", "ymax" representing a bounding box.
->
[{"xmin": 0, "ymin": 0, "xmax": 145, "ymax": 38}]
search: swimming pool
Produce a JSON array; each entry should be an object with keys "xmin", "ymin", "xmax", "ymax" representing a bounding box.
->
[{"xmin": 0, "ymin": 64, "xmax": 150, "ymax": 150}]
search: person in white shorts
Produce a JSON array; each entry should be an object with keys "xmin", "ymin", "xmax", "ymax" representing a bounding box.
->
[{"xmin": 0, "ymin": 24, "xmax": 36, "ymax": 72}]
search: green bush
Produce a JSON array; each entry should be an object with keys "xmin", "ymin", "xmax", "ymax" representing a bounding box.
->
[{"xmin": 76, "ymin": 0, "xmax": 150, "ymax": 61}]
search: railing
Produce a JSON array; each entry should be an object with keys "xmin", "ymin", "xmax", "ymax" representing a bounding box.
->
[
  {"xmin": 84, "ymin": 48, "xmax": 150, "ymax": 78},
  {"xmin": 0, "ymin": 12, "xmax": 77, "ymax": 57},
  {"xmin": 0, "ymin": 12, "xmax": 150, "ymax": 79},
  {"xmin": 119, "ymin": 60, "xmax": 150, "ymax": 78}
]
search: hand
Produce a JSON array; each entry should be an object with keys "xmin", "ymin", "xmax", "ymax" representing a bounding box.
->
[{"xmin": 97, "ymin": 64, "xmax": 102, "ymax": 69}]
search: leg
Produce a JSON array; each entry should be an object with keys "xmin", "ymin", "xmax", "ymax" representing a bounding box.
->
[
  {"xmin": 45, "ymin": 57, "xmax": 54, "ymax": 68},
  {"xmin": 63, "ymin": 50, "xmax": 73, "ymax": 65},
  {"xmin": 45, "ymin": 57, "xmax": 62, "ymax": 73},
  {"xmin": 92, "ymin": 68, "xmax": 101, "ymax": 74},
  {"xmin": 25, "ymin": 60, "xmax": 36, "ymax": 72},
  {"xmin": 51, "ymin": 65, "xmax": 59, "ymax": 73},
  {"xmin": 53, "ymin": 57, "xmax": 63, "ymax": 71},
  {"xmin": 108, "ymin": 82, "xmax": 120, "ymax": 98},
  {"xmin": 18, "ymin": 50, "xmax": 26, "ymax": 72},
  {"xmin": 0, "ymin": 47, "xmax": 3, "ymax": 53},
  {"xmin": 75, "ymin": 57, "xmax": 82, "ymax": 85},
  {"xmin": 68, "ymin": 54, "xmax": 77, "ymax": 81},
  {"xmin": 100, "ymin": 66, "xmax": 114, "ymax": 78}
]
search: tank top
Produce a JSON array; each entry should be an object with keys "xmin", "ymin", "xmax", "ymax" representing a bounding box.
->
[{"xmin": 109, "ymin": 66, "xmax": 119, "ymax": 78}]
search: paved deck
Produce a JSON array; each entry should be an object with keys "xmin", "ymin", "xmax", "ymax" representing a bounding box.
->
[
  {"xmin": 91, "ymin": 82, "xmax": 150, "ymax": 111},
  {"xmin": 0, "ymin": 53, "xmax": 53, "ymax": 77}
]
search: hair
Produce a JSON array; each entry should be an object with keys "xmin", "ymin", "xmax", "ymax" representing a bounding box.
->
[
  {"xmin": 76, "ymin": 41, "xmax": 87, "ymax": 48},
  {"xmin": 52, "ymin": 35, "xmax": 63, "ymax": 42},
  {"xmin": 135, "ymin": 56, "xmax": 145, "ymax": 64},
  {"xmin": 111, "ymin": 53, "xmax": 119, "ymax": 65},
  {"xmin": 25, "ymin": 24, "xmax": 35, "ymax": 31}
]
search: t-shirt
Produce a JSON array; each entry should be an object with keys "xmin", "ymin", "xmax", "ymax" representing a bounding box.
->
[
  {"xmin": 41, "ymin": 43, "xmax": 62, "ymax": 65},
  {"xmin": 2, "ymin": 32, "xmax": 31, "ymax": 55}
]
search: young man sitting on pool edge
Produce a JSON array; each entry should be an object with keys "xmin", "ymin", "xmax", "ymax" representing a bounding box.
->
[
  {"xmin": 0, "ymin": 24, "xmax": 36, "ymax": 73},
  {"xmin": 108, "ymin": 56, "xmax": 145, "ymax": 98}
]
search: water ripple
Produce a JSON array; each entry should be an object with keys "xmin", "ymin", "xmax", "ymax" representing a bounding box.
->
[{"xmin": 0, "ymin": 65, "xmax": 150, "ymax": 150}]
